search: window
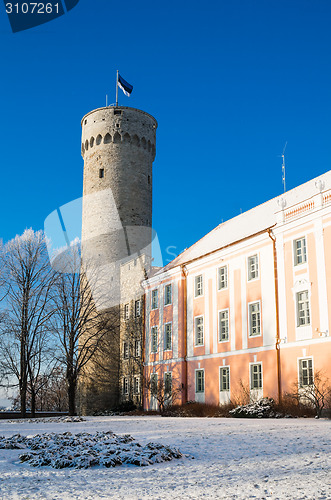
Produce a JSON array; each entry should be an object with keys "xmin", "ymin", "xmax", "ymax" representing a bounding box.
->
[
  {"xmin": 299, "ymin": 358, "xmax": 313, "ymax": 387},
  {"xmin": 296, "ymin": 291, "xmax": 310, "ymax": 326},
  {"xmin": 220, "ymin": 367, "xmax": 230, "ymax": 391},
  {"xmin": 151, "ymin": 289, "xmax": 158, "ymax": 309},
  {"xmin": 195, "ymin": 370, "xmax": 204, "ymax": 393},
  {"xmin": 135, "ymin": 299, "xmax": 141, "ymax": 317},
  {"xmin": 151, "ymin": 326, "xmax": 158, "ymax": 353},
  {"xmin": 248, "ymin": 255, "xmax": 259, "ymax": 281},
  {"xmin": 219, "ymin": 309, "xmax": 229, "ymax": 342},
  {"xmin": 134, "ymin": 340, "xmax": 141, "ymax": 358},
  {"xmin": 249, "ymin": 302, "xmax": 261, "ymax": 337},
  {"xmin": 250, "ymin": 364, "xmax": 262, "ymax": 389},
  {"xmin": 124, "ymin": 303, "xmax": 129, "ymax": 320},
  {"xmin": 218, "ymin": 266, "xmax": 228, "ymax": 290},
  {"xmin": 194, "ymin": 316, "xmax": 204, "ymax": 346},
  {"xmin": 123, "ymin": 342, "xmax": 129, "ymax": 359},
  {"xmin": 133, "ymin": 376, "xmax": 140, "ymax": 395},
  {"xmin": 164, "ymin": 323, "xmax": 172, "ymax": 351},
  {"xmin": 164, "ymin": 284, "xmax": 172, "ymax": 305},
  {"xmin": 150, "ymin": 373, "xmax": 158, "ymax": 394},
  {"xmin": 294, "ymin": 237, "xmax": 307, "ymax": 266},
  {"xmin": 123, "ymin": 377, "xmax": 129, "ymax": 395},
  {"xmin": 165, "ymin": 372, "xmax": 172, "ymax": 395},
  {"xmin": 195, "ymin": 275, "xmax": 203, "ymax": 297}
]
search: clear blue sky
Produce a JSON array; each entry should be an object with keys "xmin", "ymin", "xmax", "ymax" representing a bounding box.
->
[{"xmin": 0, "ymin": 0, "xmax": 331, "ymax": 264}]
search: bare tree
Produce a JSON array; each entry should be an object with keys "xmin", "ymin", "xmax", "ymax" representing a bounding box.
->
[
  {"xmin": 50, "ymin": 247, "xmax": 118, "ymax": 415},
  {"xmin": 0, "ymin": 230, "xmax": 56, "ymax": 417},
  {"xmin": 144, "ymin": 371, "xmax": 185, "ymax": 414},
  {"xmin": 287, "ymin": 370, "xmax": 331, "ymax": 418}
]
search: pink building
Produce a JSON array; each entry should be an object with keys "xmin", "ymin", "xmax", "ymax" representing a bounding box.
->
[{"xmin": 143, "ymin": 170, "xmax": 331, "ymax": 409}]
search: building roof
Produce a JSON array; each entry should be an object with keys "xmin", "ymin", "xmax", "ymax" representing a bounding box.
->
[{"xmin": 160, "ymin": 169, "xmax": 331, "ymax": 273}]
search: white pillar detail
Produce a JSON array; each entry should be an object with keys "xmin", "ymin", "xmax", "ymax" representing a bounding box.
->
[
  {"xmin": 314, "ymin": 219, "xmax": 329, "ymax": 334},
  {"xmin": 241, "ymin": 257, "xmax": 248, "ymax": 350}
]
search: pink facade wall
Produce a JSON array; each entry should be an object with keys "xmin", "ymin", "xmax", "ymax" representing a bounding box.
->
[{"xmin": 144, "ymin": 177, "xmax": 331, "ymax": 410}]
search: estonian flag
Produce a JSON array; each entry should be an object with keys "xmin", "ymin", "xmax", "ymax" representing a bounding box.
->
[{"xmin": 118, "ymin": 74, "xmax": 133, "ymax": 97}]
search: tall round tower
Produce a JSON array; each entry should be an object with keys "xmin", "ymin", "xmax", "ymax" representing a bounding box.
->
[{"xmin": 79, "ymin": 105, "xmax": 157, "ymax": 413}]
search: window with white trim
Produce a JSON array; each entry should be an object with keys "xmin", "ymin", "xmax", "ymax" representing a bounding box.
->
[
  {"xmin": 248, "ymin": 255, "xmax": 259, "ymax": 281},
  {"xmin": 150, "ymin": 373, "xmax": 158, "ymax": 394},
  {"xmin": 123, "ymin": 377, "xmax": 129, "ymax": 395},
  {"xmin": 219, "ymin": 309, "xmax": 229, "ymax": 342},
  {"xmin": 165, "ymin": 372, "xmax": 172, "ymax": 395},
  {"xmin": 299, "ymin": 358, "xmax": 313, "ymax": 387},
  {"xmin": 135, "ymin": 299, "xmax": 141, "ymax": 317},
  {"xmin": 195, "ymin": 369, "xmax": 204, "ymax": 393},
  {"xmin": 296, "ymin": 290, "xmax": 310, "ymax": 326},
  {"xmin": 133, "ymin": 376, "xmax": 140, "ymax": 395},
  {"xmin": 250, "ymin": 363, "xmax": 262, "ymax": 389},
  {"xmin": 220, "ymin": 366, "xmax": 230, "ymax": 391},
  {"xmin": 164, "ymin": 284, "xmax": 172, "ymax": 305},
  {"xmin": 194, "ymin": 316, "xmax": 204, "ymax": 346},
  {"xmin": 195, "ymin": 275, "xmax": 203, "ymax": 297},
  {"xmin": 123, "ymin": 342, "xmax": 129, "ymax": 359},
  {"xmin": 218, "ymin": 266, "xmax": 228, "ymax": 290},
  {"xmin": 164, "ymin": 323, "xmax": 172, "ymax": 351},
  {"xmin": 124, "ymin": 303, "xmax": 129, "ymax": 320},
  {"xmin": 151, "ymin": 326, "xmax": 158, "ymax": 353},
  {"xmin": 294, "ymin": 237, "xmax": 307, "ymax": 266},
  {"xmin": 249, "ymin": 302, "xmax": 261, "ymax": 337},
  {"xmin": 151, "ymin": 289, "xmax": 158, "ymax": 309},
  {"xmin": 134, "ymin": 339, "xmax": 141, "ymax": 358}
]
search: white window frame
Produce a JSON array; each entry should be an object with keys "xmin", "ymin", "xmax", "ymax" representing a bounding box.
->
[
  {"xmin": 218, "ymin": 265, "xmax": 228, "ymax": 290},
  {"xmin": 124, "ymin": 303, "xmax": 129, "ymax": 320},
  {"xmin": 164, "ymin": 372, "xmax": 172, "ymax": 396},
  {"xmin": 151, "ymin": 326, "xmax": 158, "ymax": 353},
  {"xmin": 164, "ymin": 284, "xmax": 172, "ymax": 306},
  {"xmin": 164, "ymin": 322, "xmax": 172, "ymax": 351},
  {"xmin": 298, "ymin": 357, "xmax": 314, "ymax": 388},
  {"xmin": 135, "ymin": 299, "xmax": 141, "ymax": 317},
  {"xmin": 248, "ymin": 300, "xmax": 262, "ymax": 337},
  {"xmin": 123, "ymin": 341, "xmax": 129, "ymax": 359},
  {"xmin": 123, "ymin": 377, "xmax": 129, "ymax": 395},
  {"xmin": 296, "ymin": 290, "xmax": 310, "ymax": 327},
  {"xmin": 247, "ymin": 254, "xmax": 259, "ymax": 281},
  {"xmin": 218, "ymin": 308, "xmax": 229, "ymax": 342},
  {"xmin": 194, "ymin": 274, "xmax": 204, "ymax": 297},
  {"xmin": 133, "ymin": 376, "xmax": 140, "ymax": 395},
  {"xmin": 194, "ymin": 315, "xmax": 204, "ymax": 346},
  {"xmin": 150, "ymin": 373, "xmax": 158, "ymax": 394},
  {"xmin": 195, "ymin": 369, "xmax": 205, "ymax": 393},
  {"xmin": 134, "ymin": 339, "xmax": 141, "ymax": 358},
  {"xmin": 249, "ymin": 362, "xmax": 263, "ymax": 390},
  {"xmin": 293, "ymin": 236, "xmax": 307, "ymax": 266},
  {"xmin": 151, "ymin": 289, "xmax": 158, "ymax": 310},
  {"xmin": 219, "ymin": 366, "xmax": 230, "ymax": 392}
]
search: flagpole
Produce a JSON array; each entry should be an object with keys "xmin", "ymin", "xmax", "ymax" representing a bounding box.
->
[{"xmin": 116, "ymin": 70, "xmax": 119, "ymax": 107}]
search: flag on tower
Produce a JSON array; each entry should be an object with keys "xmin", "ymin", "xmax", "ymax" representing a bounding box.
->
[{"xmin": 118, "ymin": 74, "xmax": 133, "ymax": 97}]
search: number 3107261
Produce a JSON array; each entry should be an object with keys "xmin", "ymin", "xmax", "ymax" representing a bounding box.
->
[{"xmin": 6, "ymin": 3, "xmax": 60, "ymax": 14}]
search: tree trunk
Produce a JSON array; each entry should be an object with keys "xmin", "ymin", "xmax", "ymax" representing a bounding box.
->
[
  {"xmin": 30, "ymin": 388, "xmax": 36, "ymax": 418},
  {"xmin": 20, "ymin": 381, "xmax": 27, "ymax": 418},
  {"xmin": 68, "ymin": 377, "xmax": 77, "ymax": 416}
]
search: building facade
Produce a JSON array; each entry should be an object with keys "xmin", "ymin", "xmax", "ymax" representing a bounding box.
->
[{"xmin": 143, "ymin": 171, "xmax": 331, "ymax": 409}]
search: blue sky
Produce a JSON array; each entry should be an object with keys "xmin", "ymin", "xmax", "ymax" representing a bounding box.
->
[{"xmin": 0, "ymin": 0, "xmax": 331, "ymax": 265}]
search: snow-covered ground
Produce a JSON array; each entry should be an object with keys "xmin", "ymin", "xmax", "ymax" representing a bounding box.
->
[{"xmin": 0, "ymin": 415, "xmax": 331, "ymax": 499}]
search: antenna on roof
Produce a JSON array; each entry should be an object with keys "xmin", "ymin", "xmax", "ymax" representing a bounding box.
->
[{"xmin": 281, "ymin": 142, "xmax": 287, "ymax": 193}]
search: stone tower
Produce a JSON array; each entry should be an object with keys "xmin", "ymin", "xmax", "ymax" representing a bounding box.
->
[{"xmin": 79, "ymin": 106, "xmax": 157, "ymax": 413}]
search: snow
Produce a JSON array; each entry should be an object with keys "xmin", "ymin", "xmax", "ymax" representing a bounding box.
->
[{"xmin": 0, "ymin": 415, "xmax": 331, "ymax": 499}]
